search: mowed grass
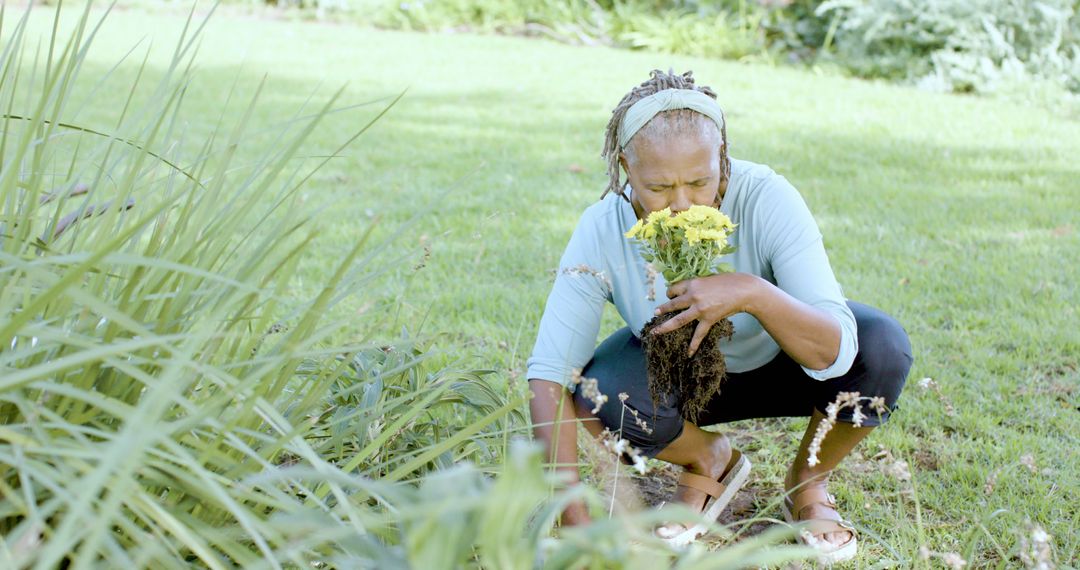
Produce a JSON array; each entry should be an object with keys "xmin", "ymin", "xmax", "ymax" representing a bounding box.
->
[{"xmin": 11, "ymin": 5, "xmax": 1080, "ymax": 566}]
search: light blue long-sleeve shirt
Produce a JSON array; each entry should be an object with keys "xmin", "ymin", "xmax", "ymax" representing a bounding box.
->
[{"xmin": 527, "ymin": 158, "xmax": 858, "ymax": 391}]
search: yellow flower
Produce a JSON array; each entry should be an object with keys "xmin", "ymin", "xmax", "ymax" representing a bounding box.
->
[
  {"xmin": 662, "ymin": 214, "xmax": 687, "ymax": 229},
  {"xmin": 698, "ymin": 228, "xmax": 729, "ymax": 243},
  {"xmin": 681, "ymin": 205, "xmax": 712, "ymax": 224},
  {"xmin": 678, "ymin": 205, "xmax": 735, "ymax": 230},
  {"xmin": 641, "ymin": 222, "xmax": 656, "ymax": 239},
  {"xmin": 684, "ymin": 227, "xmax": 701, "ymax": 245},
  {"xmin": 645, "ymin": 208, "xmax": 671, "ymax": 226},
  {"xmin": 625, "ymin": 202, "xmax": 738, "ymax": 281}
]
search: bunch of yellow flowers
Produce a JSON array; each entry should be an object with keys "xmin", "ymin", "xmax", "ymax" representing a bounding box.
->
[{"xmin": 625, "ymin": 204, "xmax": 737, "ymax": 283}]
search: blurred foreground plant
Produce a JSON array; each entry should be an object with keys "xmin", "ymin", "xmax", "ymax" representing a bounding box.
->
[{"xmin": 0, "ymin": 3, "xmax": 523, "ymax": 567}]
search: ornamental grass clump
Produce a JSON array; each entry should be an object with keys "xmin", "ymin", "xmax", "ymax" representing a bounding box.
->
[{"xmin": 625, "ymin": 204, "xmax": 737, "ymax": 422}]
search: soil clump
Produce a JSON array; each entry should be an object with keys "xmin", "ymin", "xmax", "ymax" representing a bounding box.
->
[{"xmin": 641, "ymin": 312, "xmax": 733, "ymax": 423}]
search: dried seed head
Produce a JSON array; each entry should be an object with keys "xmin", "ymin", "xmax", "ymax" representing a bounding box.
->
[
  {"xmin": 885, "ymin": 458, "xmax": 912, "ymax": 482},
  {"xmin": 644, "ymin": 263, "xmax": 657, "ymax": 301},
  {"xmin": 616, "ymin": 396, "xmax": 654, "ymax": 435},
  {"xmin": 984, "ymin": 470, "xmax": 998, "ymax": 495},
  {"xmin": 603, "ymin": 437, "xmax": 628, "ymax": 456},
  {"xmin": 1019, "ymin": 521, "xmax": 1054, "ymax": 570},
  {"xmin": 633, "ymin": 413, "xmax": 653, "ymax": 435},
  {"xmin": 941, "ymin": 553, "xmax": 968, "ymax": 569},
  {"xmin": 630, "ymin": 452, "xmax": 648, "ymax": 474},
  {"xmin": 598, "ymin": 429, "xmax": 649, "ymax": 475},
  {"xmin": 807, "ymin": 391, "xmax": 878, "ymax": 467},
  {"xmin": 579, "ymin": 376, "xmax": 608, "ymax": 413},
  {"xmin": 851, "ymin": 405, "xmax": 866, "ymax": 428},
  {"xmin": 1020, "ymin": 454, "xmax": 1038, "ymax": 475},
  {"xmin": 917, "ymin": 377, "xmax": 956, "ymax": 415},
  {"xmin": 562, "ymin": 264, "xmax": 613, "ymax": 295},
  {"xmin": 806, "ymin": 415, "xmax": 835, "ymax": 467}
]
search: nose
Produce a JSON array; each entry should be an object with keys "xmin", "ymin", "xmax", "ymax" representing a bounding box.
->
[{"xmin": 670, "ymin": 188, "xmax": 692, "ymax": 213}]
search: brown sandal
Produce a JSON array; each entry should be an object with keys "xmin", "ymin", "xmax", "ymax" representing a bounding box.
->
[
  {"xmin": 782, "ymin": 485, "xmax": 858, "ymax": 564},
  {"xmin": 656, "ymin": 449, "xmax": 752, "ymax": 547}
]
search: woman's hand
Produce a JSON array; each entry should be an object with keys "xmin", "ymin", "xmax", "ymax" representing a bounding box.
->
[
  {"xmin": 650, "ymin": 273, "xmax": 764, "ymax": 356},
  {"xmin": 559, "ymin": 500, "xmax": 592, "ymax": 527}
]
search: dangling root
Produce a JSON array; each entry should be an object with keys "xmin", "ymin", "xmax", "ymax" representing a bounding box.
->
[{"xmin": 641, "ymin": 312, "xmax": 734, "ymax": 423}]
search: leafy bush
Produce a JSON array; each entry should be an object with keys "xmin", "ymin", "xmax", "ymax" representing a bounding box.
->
[
  {"xmin": 818, "ymin": 0, "xmax": 1080, "ymax": 94},
  {"xmin": 372, "ymin": 0, "xmax": 771, "ymax": 59},
  {"xmin": 305, "ymin": 338, "xmax": 522, "ymax": 482},
  {"xmin": 757, "ymin": 0, "xmax": 834, "ymax": 63},
  {"xmin": 613, "ymin": 2, "xmax": 764, "ymax": 60}
]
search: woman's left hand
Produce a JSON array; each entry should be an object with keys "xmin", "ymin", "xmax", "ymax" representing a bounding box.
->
[{"xmin": 650, "ymin": 273, "xmax": 763, "ymax": 356}]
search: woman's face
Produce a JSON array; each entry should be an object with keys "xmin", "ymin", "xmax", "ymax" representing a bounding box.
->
[{"xmin": 620, "ymin": 130, "xmax": 723, "ymax": 220}]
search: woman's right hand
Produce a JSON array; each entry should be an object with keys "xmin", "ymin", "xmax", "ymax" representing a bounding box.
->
[
  {"xmin": 529, "ymin": 380, "xmax": 589, "ymax": 526},
  {"xmin": 560, "ymin": 500, "xmax": 591, "ymax": 527}
]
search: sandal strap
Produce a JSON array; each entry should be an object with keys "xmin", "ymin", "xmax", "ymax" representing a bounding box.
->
[
  {"xmin": 803, "ymin": 517, "xmax": 856, "ymax": 536},
  {"xmin": 676, "ymin": 449, "xmax": 743, "ymax": 499},
  {"xmin": 678, "ymin": 471, "xmax": 725, "ymax": 499},
  {"xmin": 789, "ymin": 485, "xmax": 838, "ymax": 518}
]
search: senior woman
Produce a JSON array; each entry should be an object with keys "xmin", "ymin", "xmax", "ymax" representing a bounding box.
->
[{"xmin": 526, "ymin": 70, "xmax": 912, "ymax": 563}]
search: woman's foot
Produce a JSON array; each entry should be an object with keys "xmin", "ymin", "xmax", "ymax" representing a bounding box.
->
[
  {"xmin": 656, "ymin": 434, "xmax": 741, "ymax": 542},
  {"xmin": 670, "ymin": 433, "xmax": 732, "ymax": 511},
  {"xmin": 783, "ymin": 472, "xmax": 857, "ymax": 562}
]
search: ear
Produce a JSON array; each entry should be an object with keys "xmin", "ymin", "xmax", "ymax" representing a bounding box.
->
[{"xmin": 618, "ymin": 152, "xmax": 630, "ymax": 176}]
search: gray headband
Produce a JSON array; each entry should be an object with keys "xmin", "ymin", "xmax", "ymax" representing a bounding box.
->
[{"xmin": 617, "ymin": 88, "xmax": 726, "ymax": 150}]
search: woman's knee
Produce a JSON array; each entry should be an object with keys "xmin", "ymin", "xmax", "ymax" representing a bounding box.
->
[
  {"xmin": 617, "ymin": 403, "xmax": 682, "ymax": 455},
  {"xmin": 579, "ymin": 327, "xmax": 683, "ymax": 455},
  {"xmin": 574, "ymin": 390, "xmax": 683, "ymax": 455},
  {"xmin": 850, "ymin": 302, "xmax": 914, "ymax": 399}
]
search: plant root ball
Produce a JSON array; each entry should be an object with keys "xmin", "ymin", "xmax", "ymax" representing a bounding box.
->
[{"xmin": 640, "ymin": 311, "xmax": 734, "ymax": 423}]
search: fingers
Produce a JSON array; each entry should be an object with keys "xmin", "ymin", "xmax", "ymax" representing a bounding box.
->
[
  {"xmin": 687, "ymin": 320, "xmax": 713, "ymax": 357},
  {"xmin": 650, "ymin": 308, "xmax": 699, "ymax": 335},
  {"xmin": 665, "ymin": 281, "xmax": 688, "ymax": 299},
  {"xmin": 654, "ymin": 295, "xmax": 692, "ymax": 317}
]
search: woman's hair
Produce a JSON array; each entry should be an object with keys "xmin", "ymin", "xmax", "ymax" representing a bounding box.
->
[{"xmin": 601, "ymin": 69, "xmax": 731, "ymax": 200}]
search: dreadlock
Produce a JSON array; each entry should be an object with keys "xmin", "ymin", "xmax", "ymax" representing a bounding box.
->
[{"xmin": 601, "ymin": 69, "xmax": 731, "ymax": 201}]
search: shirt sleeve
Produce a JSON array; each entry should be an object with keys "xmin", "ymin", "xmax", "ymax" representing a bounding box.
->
[
  {"xmin": 526, "ymin": 212, "xmax": 611, "ymax": 391},
  {"xmin": 756, "ymin": 176, "xmax": 858, "ymax": 380}
]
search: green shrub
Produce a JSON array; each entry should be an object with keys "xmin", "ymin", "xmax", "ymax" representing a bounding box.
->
[
  {"xmin": 612, "ymin": 2, "xmax": 765, "ymax": 60},
  {"xmin": 818, "ymin": 0, "xmax": 1080, "ymax": 94},
  {"xmin": 370, "ymin": 0, "xmax": 771, "ymax": 58},
  {"xmin": 756, "ymin": 0, "xmax": 833, "ymax": 63}
]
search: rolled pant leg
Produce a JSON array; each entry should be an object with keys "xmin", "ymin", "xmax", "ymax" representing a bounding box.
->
[
  {"xmin": 576, "ymin": 327, "xmax": 684, "ymax": 457},
  {"xmin": 819, "ymin": 301, "xmax": 914, "ymax": 425}
]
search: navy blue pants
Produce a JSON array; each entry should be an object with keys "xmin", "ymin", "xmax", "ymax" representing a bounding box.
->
[{"xmin": 575, "ymin": 301, "xmax": 913, "ymax": 457}]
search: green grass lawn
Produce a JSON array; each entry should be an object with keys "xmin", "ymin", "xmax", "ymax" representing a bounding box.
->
[{"xmin": 12, "ymin": 4, "xmax": 1079, "ymax": 566}]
